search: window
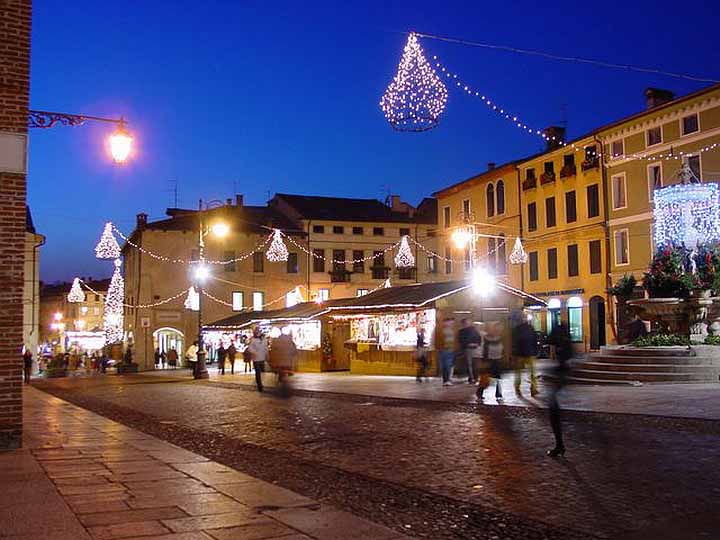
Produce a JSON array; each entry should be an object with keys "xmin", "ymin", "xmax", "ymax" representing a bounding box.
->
[
  {"xmin": 496, "ymin": 180, "xmax": 505, "ymax": 214},
  {"xmin": 427, "ymin": 255, "xmax": 437, "ymax": 274},
  {"xmin": 332, "ymin": 225, "xmax": 344, "ymax": 234},
  {"xmin": 567, "ymin": 244, "xmax": 579, "ymax": 277},
  {"xmin": 547, "ymin": 248, "xmax": 558, "ymax": 279},
  {"xmin": 611, "ymin": 139, "xmax": 624, "ymax": 158},
  {"xmin": 587, "ymin": 184, "xmax": 600, "ymax": 218},
  {"xmin": 611, "ymin": 173, "xmax": 627, "ymax": 210},
  {"xmin": 253, "ymin": 251, "xmax": 264, "ymax": 273},
  {"xmin": 353, "ymin": 250, "xmax": 364, "ymax": 273},
  {"xmin": 527, "ymin": 202, "xmax": 537, "ymax": 232},
  {"xmin": 567, "ymin": 296, "xmax": 583, "ymax": 342},
  {"xmin": 333, "ymin": 249, "xmax": 346, "ymax": 272},
  {"xmin": 95, "ymin": 294, "xmax": 100, "ymax": 302},
  {"xmin": 286, "ymin": 252, "xmax": 298, "ymax": 274},
  {"xmin": 684, "ymin": 155, "xmax": 701, "ymax": 182},
  {"xmin": 373, "ymin": 227, "xmax": 384, "ymax": 236},
  {"xmin": 224, "ymin": 251, "xmax": 236, "ymax": 272},
  {"xmin": 497, "ymin": 233, "xmax": 506, "ymax": 275},
  {"xmin": 584, "ymin": 145, "xmax": 597, "ymax": 161},
  {"xmin": 589, "ymin": 240, "xmax": 602, "ymax": 274},
  {"xmin": 614, "ymin": 229, "xmax": 629, "ymax": 265},
  {"xmin": 317, "ymin": 289, "xmax": 329, "ymax": 302},
  {"xmin": 486, "ymin": 184, "xmax": 495, "ymax": 217},
  {"xmin": 544, "ymin": 161, "xmax": 554, "ymax": 174},
  {"xmin": 443, "ymin": 206, "xmax": 451, "ymax": 229},
  {"xmin": 462, "ymin": 199, "xmax": 471, "ymax": 216},
  {"xmin": 445, "ymin": 247, "xmax": 452, "ymax": 274},
  {"xmin": 526, "ymin": 168, "xmax": 536, "ymax": 181},
  {"xmin": 313, "ymin": 249, "xmax": 325, "ymax": 273},
  {"xmin": 372, "ymin": 250, "xmax": 388, "ymax": 279},
  {"xmin": 547, "ymin": 298, "xmax": 562, "ymax": 334},
  {"xmin": 357, "ymin": 289, "xmax": 369, "ymax": 297},
  {"xmin": 399, "ymin": 227, "xmax": 410, "ymax": 237},
  {"xmin": 648, "ymin": 163, "xmax": 662, "ymax": 200},
  {"xmin": 373, "ymin": 251, "xmax": 385, "ymax": 267},
  {"xmin": 529, "ymin": 252, "xmax": 539, "ymax": 281},
  {"xmin": 252, "ymin": 292, "xmax": 264, "ymax": 311},
  {"xmin": 232, "ymin": 292, "xmax": 244, "ymax": 311},
  {"xmin": 646, "ymin": 126, "xmax": 662, "ymax": 147},
  {"xmin": 313, "ymin": 225, "xmax": 325, "ymax": 234},
  {"xmin": 546, "ymin": 197, "xmax": 556, "ymax": 228},
  {"xmin": 353, "ymin": 226, "xmax": 363, "ymax": 235},
  {"xmin": 565, "ymin": 191, "xmax": 577, "ymax": 223},
  {"xmin": 682, "ymin": 113, "xmax": 699, "ymax": 136},
  {"xmin": 563, "ymin": 154, "xmax": 575, "ymax": 168},
  {"xmin": 486, "ymin": 239, "xmax": 495, "ymax": 271}
]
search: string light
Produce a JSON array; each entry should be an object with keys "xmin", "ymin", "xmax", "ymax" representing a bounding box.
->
[
  {"xmin": 610, "ymin": 142, "xmax": 720, "ymax": 163},
  {"xmin": 67, "ymin": 278, "xmax": 85, "ymax": 303},
  {"xmin": 95, "ymin": 222, "xmax": 121, "ymax": 260},
  {"xmin": 653, "ymin": 181, "xmax": 720, "ymax": 247},
  {"xmin": 380, "ymin": 32, "xmax": 448, "ymax": 132},
  {"xmin": 394, "ymin": 235, "xmax": 415, "ymax": 267},
  {"xmin": 509, "ymin": 237, "xmax": 528, "ymax": 264},
  {"xmin": 184, "ymin": 286, "xmax": 200, "ymax": 311},
  {"xmin": 266, "ymin": 229, "xmax": 289, "ymax": 262},
  {"xmin": 103, "ymin": 259, "xmax": 124, "ymax": 344},
  {"xmin": 283, "ymin": 234, "xmax": 402, "ymax": 263},
  {"xmin": 408, "ymin": 236, "xmax": 505, "ymax": 264}
]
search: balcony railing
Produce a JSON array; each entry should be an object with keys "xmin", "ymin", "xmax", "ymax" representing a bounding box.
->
[
  {"xmin": 329, "ymin": 269, "xmax": 352, "ymax": 283},
  {"xmin": 540, "ymin": 171, "xmax": 556, "ymax": 185},
  {"xmin": 522, "ymin": 177, "xmax": 537, "ymax": 191},
  {"xmin": 371, "ymin": 266, "xmax": 390, "ymax": 280},
  {"xmin": 559, "ymin": 164, "xmax": 576, "ymax": 178},
  {"xmin": 581, "ymin": 158, "xmax": 599, "ymax": 172}
]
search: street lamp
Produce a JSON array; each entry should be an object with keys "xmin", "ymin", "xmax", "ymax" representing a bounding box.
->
[{"xmin": 28, "ymin": 110, "xmax": 134, "ymax": 164}]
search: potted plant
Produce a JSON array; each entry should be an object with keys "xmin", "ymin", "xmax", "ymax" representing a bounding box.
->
[
  {"xmin": 609, "ymin": 274, "xmax": 636, "ymax": 300},
  {"xmin": 642, "ymin": 247, "xmax": 697, "ymax": 299}
]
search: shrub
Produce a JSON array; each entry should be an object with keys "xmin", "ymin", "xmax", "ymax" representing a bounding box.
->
[
  {"xmin": 632, "ymin": 334, "xmax": 690, "ymax": 347},
  {"xmin": 704, "ymin": 335, "xmax": 720, "ymax": 345},
  {"xmin": 643, "ymin": 247, "xmax": 698, "ymax": 298},
  {"xmin": 608, "ymin": 274, "xmax": 636, "ymax": 299}
]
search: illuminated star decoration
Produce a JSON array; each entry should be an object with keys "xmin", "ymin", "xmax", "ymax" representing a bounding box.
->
[
  {"xmin": 67, "ymin": 278, "xmax": 85, "ymax": 303},
  {"xmin": 103, "ymin": 259, "xmax": 125, "ymax": 344},
  {"xmin": 653, "ymin": 182, "xmax": 720, "ymax": 248},
  {"xmin": 380, "ymin": 32, "xmax": 448, "ymax": 132},
  {"xmin": 95, "ymin": 222, "xmax": 121, "ymax": 260},
  {"xmin": 509, "ymin": 237, "xmax": 528, "ymax": 265},
  {"xmin": 394, "ymin": 235, "xmax": 415, "ymax": 267},
  {"xmin": 184, "ymin": 286, "xmax": 199, "ymax": 311},
  {"xmin": 266, "ymin": 229, "xmax": 289, "ymax": 262}
]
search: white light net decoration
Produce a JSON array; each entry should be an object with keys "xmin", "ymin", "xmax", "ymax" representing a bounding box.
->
[
  {"xmin": 509, "ymin": 237, "xmax": 528, "ymax": 264},
  {"xmin": 380, "ymin": 33, "xmax": 448, "ymax": 132},
  {"xmin": 103, "ymin": 259, "xmax": 124, "ymax": 344},
  {"xmin": 653, "ymin": 182, "xmax": 720, "ymax": 248},
  {"xmin": 266, "ymin": 229, "xmax": 289, "ymax": 262},
  {"xmin": 67, "ymin": 278, "xmax": 85, "ymax": 303},
  {"xmin": 394, "ymin": 235, "xmax": 415, "ymax": 267},
  {"xmin": 95, "ymin": 222, "xmax": 121, "ymax": 260}
]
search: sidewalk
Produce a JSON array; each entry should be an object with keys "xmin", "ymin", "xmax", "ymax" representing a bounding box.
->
[{"xmin": 0, "ymin": 387, "xmax": 409, "ymax": 540}]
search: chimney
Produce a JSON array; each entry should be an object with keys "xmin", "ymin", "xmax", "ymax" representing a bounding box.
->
[
  {"xmin": 226, "ymin": 198, "xmax": 232, "ymax": 206},
  {"xmin": 645, "ymin": 88, "xmax": 675, "ymax": 109},
  {"xmin": 542, "ymin": 126, "xmax": 566, "ymax": 151},
  {"xmin": 390, "ymin": 195, "xmax": 402, "ymax": 211},
  {"xmin": 487, "ymin": 162, "xmax": 496, "ymax": 171},
  {"xmin": 235, "ymin": 194, "xmax": 244, "ymax": 207},
  {"xmin": 136, "ymin": 213, "xmax": 148, "ymax": 231}
]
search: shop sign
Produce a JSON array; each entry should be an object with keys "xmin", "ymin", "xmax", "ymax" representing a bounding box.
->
[{"xmin": 156, "ymin": 311, "xmax": 181, "ymax": 322}]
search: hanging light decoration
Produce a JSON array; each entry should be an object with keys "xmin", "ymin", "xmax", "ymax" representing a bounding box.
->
[
  {"xmin": 384, "ymin": 278, "xmax": 392, "ymax": 288},
  {"xmin": 184, "ymin": 286, "xmax": 200, "ymax": 311},
  {"xmin": 103, "ymin": 259, "xmax": 124, "ymax": 344},
  {"xmin": 266, "ymin": 229, "xmax": 289, "ymax": 262},
  {"xmin": 67, "ymin": 278, "xmax": 85, "ymax": 303},
  {"xmin": 509, "ymin": 237, "xmax": 528, "ymax": 265},
  {"xmin": 380, "ymin": 32, "xmax": 448, "ymax": 132},
  {"xmin": 95, "ymin": 222, "xmax": 121, "ymax": 260},
  {"xmin": 394, "ymin": 235, "xmax": 415, "ymax": 267}
]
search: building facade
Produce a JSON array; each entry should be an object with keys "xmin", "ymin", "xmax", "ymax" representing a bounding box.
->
[{"xmin": 23, "ymin": 208, "xmax": 44, "ymax": 364}]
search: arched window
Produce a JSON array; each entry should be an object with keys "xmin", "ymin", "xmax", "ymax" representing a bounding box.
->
[
  {"xmin": 486, "ymin": 183, "xmax": 495, "ymax": 217},
  {"xmin": 498, "ymin": 233, "xmax": 507, "ymax": 274},
  {"xmin": 496, "ymin": 180, "xmax": 505, "ymax": 215},
  {"xmin": 547, "ymin": 298, "xmax": 561, "ymax": 334},
  {"xmin": 567, "ymin": 296, "xmax": 584, "ymax": 342}
]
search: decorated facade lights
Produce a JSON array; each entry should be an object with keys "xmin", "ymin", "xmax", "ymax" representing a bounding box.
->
[
  {"xmin": 394, "ymin": 235, "xmax": 415, "ymax": 268},
  {"xmin": 95, "ymin": 222, "xmax": 121, "ymax": 259},
  {"xmin": 610, "ymin": 141, "xmax": 720, "ymax": 163},
  {"xmin": 380, "ymin": 32, "xmax": 448, "ymax": 132},
  {"xmin": 509, "ymin": 237, "xmax": 528, "ymax": 264},
  {"xmin": 103, "ymin": 259, "xmax": 125, "ymax": 344},
  {"xmin": 266, "ymin": 229, "xmax": 289, "ymax": 262},
  {"xmin": 184, "ymin": 286, "xmax": 200, "ymax": 311},
  {"xmin": 67, "ymin": 278, "xmax": 85, "ymax": 303}
]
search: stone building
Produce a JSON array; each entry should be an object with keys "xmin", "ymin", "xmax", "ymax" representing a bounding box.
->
[{"xmin": 23, "ymin": 208, "xmax": 44, "ymax": 363}]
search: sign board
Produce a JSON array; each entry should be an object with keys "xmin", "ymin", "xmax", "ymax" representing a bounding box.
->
[
  {"xmin": 156, "ymin": 311, "xmax": 181, "ymax": 322},
  {"xmin": 140, "ymin": 317, "xmax": 151, "ymax": 328},
  {"xmin": 0, "ymin": 132, "xmax": 28, "ymax": 174}
]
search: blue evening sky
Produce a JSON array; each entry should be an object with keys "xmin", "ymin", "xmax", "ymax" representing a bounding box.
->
[{"xmin": 29, "ymin": 0, "xmax": 719, "ymax": 282}]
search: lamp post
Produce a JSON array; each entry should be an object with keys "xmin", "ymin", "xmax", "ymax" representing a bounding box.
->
[{"xmin": 28, "ymin": 110, "xmax": 134, "ymax": 164}]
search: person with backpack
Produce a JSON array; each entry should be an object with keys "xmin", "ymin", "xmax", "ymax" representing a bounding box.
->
[
  {"xmin": 512, "ymin": 312, "xmax": 539, "ymax": 397},
  {"xmin": 546, "ymin": 320, "xmax": 573, "ymax": 457}
]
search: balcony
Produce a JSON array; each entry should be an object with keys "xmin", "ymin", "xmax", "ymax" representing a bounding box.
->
[
  {"xmin": 329, "ymin": 269, "xmax": 352, "ymax": 283},
  {"xmin": 581, "ymin": 158, "xmax": 599, "ymax": 172},
  {"xmin": 540, "ymin": 171, "xmax": 556, "ymax": 185},
  {"xmin": 396, "ymin": 267, "xmax": 417, "ymax": 280},
  {"xmin": 371, "ymin": 266, "xmax": 390, "ymax": 280},
  {"xmin": 559, "ymin": 164, "xmax": 576, "ymax": 178},
  {"xmin": 522, "ymin": 177, "xmax": 537, "ymax": 191}
]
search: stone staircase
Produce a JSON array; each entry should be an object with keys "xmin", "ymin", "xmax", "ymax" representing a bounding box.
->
[{"xmin": 569, "ymin": 345, "xmax": 720, "ymax": 385}]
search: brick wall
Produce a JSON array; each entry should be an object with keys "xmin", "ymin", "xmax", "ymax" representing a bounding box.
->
[{"xmin": 0, "ymin": 0, "xmax": 32, "ymax": 450}]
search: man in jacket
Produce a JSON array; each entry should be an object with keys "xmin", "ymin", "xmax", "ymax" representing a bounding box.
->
[
  {"xmin": 458, "ymin": 318, "xmax": 482, "ymax": 384},
  {"xmin": 512, "ymin": 312, "xmax": 539, "ymax": 397},
  {"xmin": 245, "ymin": 330, "xmax": 268, "ymax": 391}
]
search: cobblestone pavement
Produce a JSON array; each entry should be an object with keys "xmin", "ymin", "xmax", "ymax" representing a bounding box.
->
[{"xmin": 33, "ymin": 374, "xmax": 720, "ymax": 540}]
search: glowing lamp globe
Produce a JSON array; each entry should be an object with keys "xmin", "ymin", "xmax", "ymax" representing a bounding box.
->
[
  {"xmin": 452, "ymin": 228, "xmax": 472, "ymax": 249},
  {"xmin": 211, "ymin": 222, "xmax": 230, "ymax": 238},
  {"xmin": 194, "ymin": 265, "xmax": 210, "ymax": 282},
  {"xmin": 109, "ymin": 124, "xmax": 133, "ymax": 164}
]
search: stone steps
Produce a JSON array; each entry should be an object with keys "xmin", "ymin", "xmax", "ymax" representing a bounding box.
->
[
  {"xmin": 577, "ymin": 361, "xmax": 719, "ymax": 374},
  {"xmin": 589, "ymin": 354, "xmax": 717, "ymax": 365},
  {"xmin": 600, "ymin": 346, "xmax": 695, "ymax": 357},
  {"xmin": 572, "ymin": 368, "xmax": 720, "ymax": 383}
]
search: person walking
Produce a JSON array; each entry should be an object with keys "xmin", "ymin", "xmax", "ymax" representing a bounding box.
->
[
  {"xmin": 477, "ymin": 321, "xmax": 504, "ymax": 401},
  {"xmin": 458, "ymin": 318, "xmax": 482, "ymax": 384},
  {"xmin": 241, "ymin": 337, "xmax": 252, "ymax": 373},
  {"xmin": 270, "ymin": 328, "xmax": 297, "ymax": 396},
  {"xmin": 546, "ymin": 320, "xmax": 573, "ymax": 457},
  {"xmin": 512, "ymin": 313, "xmax": 539, "ymax": 397},
  {"xmin": 245, "ymin": 329, "xmax": 268, "ymax": 391},
  {"xmin": 439, "ymin": 318, "xmax": 456, "ymax": 386},
  {"xmin": 185, "ymin": 341, "xmax": 199, "ymax": 377},
  {"xmin": 22, "ymin": 348, "xmax": 33, "ymax": 384},
  {"xmin": 154, "ymin": 347, "xmax": 161, "ymax": 368},
  {"xmin": 415, "ymin": 327, "xmax": 429, "ymax": 382},
  {"xmin": 167, "ymin": 347, "xmax": 178, "ymax": 369},
  {"xmin": 226, "ymin": 341, "xmax": 237, "ymax": 375},
  {"xmin": 217, "ymin": 343, "xmax": 228, "ymax": 375}
]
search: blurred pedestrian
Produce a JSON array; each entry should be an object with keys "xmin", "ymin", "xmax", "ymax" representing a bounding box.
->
[
  {"xmin": 185, "ymin": 341, "xmax": 198, "ymax": 377},
  {"xmin": 546, "ymin": 320, "xmax": 573, "ymax": 457},
  {"xmin": 439, "ymin": 318, "xmax": 456, "ymax": 386},
  {"xmin": 227, "ymin": 341, "xmax": 237, "ymax": 374},
  {"xmin": 22, "ymin": 348, "xmax": 33, "ymax": 384},
  {"xmin": 512, "ymin": 312, "xmax": 539, "ymax": 397},
  {"xmin": 270, "ymin": 328, "xmax": 297, "ymax": 396},
  {"xmin": 217, "ymin": 343, "xmax": 228, "ymax": 375},
  {"xmin": 241, "ymin": 336, "xmax": 252, "ymax": 373},
  {"xmin": 167, "ymin": 347, "xmax": 178, "ymax": 369},
  {"xmin": 415, "ymin": 327, "xmax": 429, "ymax": 382},
  {"xmin": 246, "ymin": 329, "xmax": 268, "ymax": 391},
  {"xmin": 477, "ymin": 321, "xmax": 504, "ymax": 401},
  {"xmin": 458, "ymin": 318, "xmax": 482, "ymax": 384},
  {"xmin": 160, "ymin": 349, "xmax": 167, "ymax": 368}
]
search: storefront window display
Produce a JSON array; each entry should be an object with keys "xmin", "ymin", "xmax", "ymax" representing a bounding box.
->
[
  {"xmin": 347, "ymin": 309, "xmax": 436, "ymax": 351},
  {"xmin": 567, "ymin": 296, "xmax": 583, "ymax": 343},
  {"xmin": 65, "ymin": 331, "xmax": 105, "ymax": 353},
  {"xmin": 546, "ymin": 298, "xmax": 562, "ymax": 335}
]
